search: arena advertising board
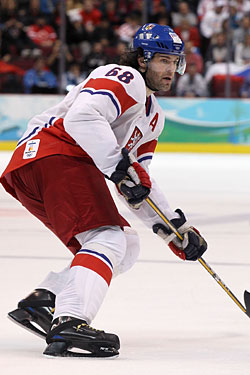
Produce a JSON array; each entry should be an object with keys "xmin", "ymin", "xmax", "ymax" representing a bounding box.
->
[
  {"xmin": 0, "ymin": 95, "xmax": 250, "ymax": 152},
  {"xmin": 0, "ymin": 95, "xmax": 62, "ymax": 142},
  {"xmin": 158, "ymin": 98, "xmax": 250, "ymax": 144}
]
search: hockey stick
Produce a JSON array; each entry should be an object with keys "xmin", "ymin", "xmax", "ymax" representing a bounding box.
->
[{"xmin": 146, "ymin": 195, "xmax": 250, "ymax": 318}]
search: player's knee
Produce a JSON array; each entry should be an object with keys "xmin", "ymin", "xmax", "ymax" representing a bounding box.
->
[
  {"xmin": 75, "ymin": 226, "xmax": 127, "ymax": 268},
  {"xmin": 114, "ymin": 227, "xmax": 140, "ymax": 276}
]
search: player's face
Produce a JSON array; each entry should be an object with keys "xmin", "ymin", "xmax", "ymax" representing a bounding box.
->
[{"xmin": 146, "ymin": 53, "xmax": 179, "ymax": 92}]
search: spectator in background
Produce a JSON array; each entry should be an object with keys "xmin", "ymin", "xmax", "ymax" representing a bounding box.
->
[
  {"xmin": 150, "ymin": 1, "xmax": 171, "ymax": 15},
  {"xmin": 1, "ymin": 17, "xmax": 36, "ymax": 59},
  {"xmin": 200, "ymin": 0, "xmax": 228, "ymax": 39},
  {"xmin": 26, "ymin": 14, "xmax": 57, "ymax": 54},
  {"xmin": 228, "ymin": 1, "xmax": 243, "ymax": 29},
  {"xmin": 172, "ymin": 1, "xmax": 198, "ymax": 27},
  {"xmin": 62, "ymin": 63, "xmax": 87, "ymax": 92},
  {"xmin": 184, "ymin": 40, "xmax": 204, "ymax": 73},
  {"xmin": 80, "ymin": 0, "xmax": 102, "ymax": 26},
  {"xmin": 234, "ymin": 34, "xmax": 250, "ymax": 65},
  {"xmin": 99, "ymin": 36, "xmax": 112, "ymax": 53},
  {"xmin": 82, "ymin": 41, "xmax": 108, "ymax": 75},
  {"xmin": 185, "ymin": 0, "xmax": 199, "ymax": 13},
  {"xmin": 233, "ymin": 15, "xmax": 250, "ymax": 46},
  {"xmin": 66, "ymin": 13, "xmax": 91, "ymax": 61},
  {"xmin": 176, "ymin": 62, "xmax": 208, "ymax": 97},
  {"xmin": 116, "ymin": 14, "xmax": 141, "ymax": 44},
  {"xmin": 197, "ymin": 0, "xmax": 215, "ymax": 21},
  {"xmin": 0, "ymin": 0, "xmax": 17, "ymax": 23},
  {"xmin": 28, "ymin": 0, "xmax": 43, "ymax": 19},
  {"xmin": 47, "ymin": 39, "xmax": 74, "ymax": 75},
  {"xmin": 40, "ymin": 0, "xmax": 59, "ymax": 16},
  {"xmin": 92, "ymin": 17, "xmax": 117, "ymax": 46},
  {"xmin": 102, "ymin": 0, "xmax": 122, "ymax": 27},
  {"xmin": 16, "ymin": 6, "xmax": 36, "ymax": 27},
  {"xmin": 205, "ymin": 32, "xmax": 230, "ymax": 69},
  {"xmin": 23, "ymin": 57, "xmax": 57, "ymax": 93},
  {"xmin": 128, "ymin": 1, "xmax": 143, "ymax": 21},
  {"xmin": 66, "ymin": 0, "xmax": 83, "ymax": 11},
  {"xmin": 149, "ymin": 2, "xmax": 172, "ymax": 25},
  {"xmin": 200, "ymin": 0, "xmax": 228, "ymax": 57},
  {"xmin": 116, "ymin": 0, "xmax": 138, "ymax": 16},
  {"xmin": 174, "ymin": 19, "xmax": 201, "ymax": 49},
  {"xmin": 108, "ymin": 40, "xmax": 128, "ymax": 64},
  {"xmin": 15, "ymin": 1, "xmax": 52, "ymax": 27},
  {"xmin": 234, "ymin": 0, "xmax": 250, "ymax": 17},
  {"xmin": 157, "ymin": 14, "xmax": 171, "ymax": 26},
  {"xmin": 67, "ymin": 0, "xmax": 84, "ymax": 22}
]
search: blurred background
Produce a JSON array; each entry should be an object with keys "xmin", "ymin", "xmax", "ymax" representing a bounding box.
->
[
  {"xmin": 1, "ymin": 4, "xmax": 250, "ymax": 371},
  {"xmin": 1, "ymin": 0, "xmax": 250, "ymax": 152}
]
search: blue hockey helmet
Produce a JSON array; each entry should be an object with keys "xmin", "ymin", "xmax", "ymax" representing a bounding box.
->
[{"xmin": 132, "ymin": 23, "xmax": 186, "ymax": 75}]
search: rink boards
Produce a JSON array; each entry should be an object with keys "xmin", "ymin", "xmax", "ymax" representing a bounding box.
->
[{"xmin": 1, "ymin": 95, "xmax": 250, "ymax": 153}]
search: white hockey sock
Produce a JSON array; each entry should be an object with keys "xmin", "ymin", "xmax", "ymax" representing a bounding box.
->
[
  {"xmin": 37, "ymin": 265, "xmax": 70, "ymax": 296},
  {"xmin": 53, "ymin": 264, "xmax": 110, "ymax": 324},
  {"xmin": 53, "ymin": 226, "xmax": 126, "ymax": 323}
]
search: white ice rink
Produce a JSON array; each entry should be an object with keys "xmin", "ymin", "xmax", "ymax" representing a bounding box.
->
[{"xmin": 0, "ymin": 151, "xmax": 250, "ymax": 375}]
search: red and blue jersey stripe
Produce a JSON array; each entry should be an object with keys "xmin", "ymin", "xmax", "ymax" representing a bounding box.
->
[
  {"xmin": 137, "ymin": 139, "xmax": 157, "ymax": 163},
  {"xmin": 80, "ymin": 78, "xmax": 137, "ymax": 118},
  {"xmin": 71, "ymin": 248, "xmax": 113, "ymax": 286}
]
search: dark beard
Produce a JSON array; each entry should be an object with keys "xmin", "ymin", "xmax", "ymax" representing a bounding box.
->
[{"xmin": 139, "ymin": 71, "xmax": 159, "ymax": 92}]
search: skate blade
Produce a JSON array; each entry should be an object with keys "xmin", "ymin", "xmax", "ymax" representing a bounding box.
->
[
  {"xmin": 43, "ymin": 342, "xmax": 119, "ymax": 358},
  {"xmin": 8, "ymin": 308, "xmax": 47, "ymax": 339}
]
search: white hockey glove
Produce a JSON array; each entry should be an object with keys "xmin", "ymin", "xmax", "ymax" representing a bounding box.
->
[
  {"xmin": 110, "ymin": 148, "xmax": 151, "ymax": 209},
  {"xmin": 153, "ymin": 209, "xmax": 207, "ymax": 261}
]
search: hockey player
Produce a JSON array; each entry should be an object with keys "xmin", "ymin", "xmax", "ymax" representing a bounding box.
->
[{"xmin": 0, "ymin": 24, "xmax": 207, "ymax": 358}]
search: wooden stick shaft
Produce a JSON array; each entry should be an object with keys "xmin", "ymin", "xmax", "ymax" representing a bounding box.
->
[{"xmin": 146, "ymin": 196, "xmax": 247, "ymax": 314}]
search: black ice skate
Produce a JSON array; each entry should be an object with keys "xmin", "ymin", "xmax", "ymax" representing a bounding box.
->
[
  {"xmin": 8, "ymin": 288, "xmax": 55, "ymax": 339},
  {"xmin": 43, "ymin": 316, "xmax": 120, "ymax": 358}
]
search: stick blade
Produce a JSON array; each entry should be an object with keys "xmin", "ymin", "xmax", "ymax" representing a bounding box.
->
[{"xmin": 244, "ymin": 290, "xmax": 250, "ymax": 318}]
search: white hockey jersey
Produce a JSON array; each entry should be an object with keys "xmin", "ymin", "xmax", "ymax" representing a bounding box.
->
[{"xmin": 1, "ymin": 64, "xmax": 179, "ymax": 228}]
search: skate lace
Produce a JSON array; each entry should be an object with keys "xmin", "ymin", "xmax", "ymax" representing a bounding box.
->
[
  {"xmin": 44, "ymin": 306, "xmax": 55, "ymax": 316},
  {"xmin": 76, "ymin": 323, "xmax": 103, "ymax": 333}
]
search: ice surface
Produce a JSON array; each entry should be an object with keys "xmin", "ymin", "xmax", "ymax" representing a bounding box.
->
[{"xmin": 0, "ymin": 151, "xmax": 250, "ymax": 375}]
